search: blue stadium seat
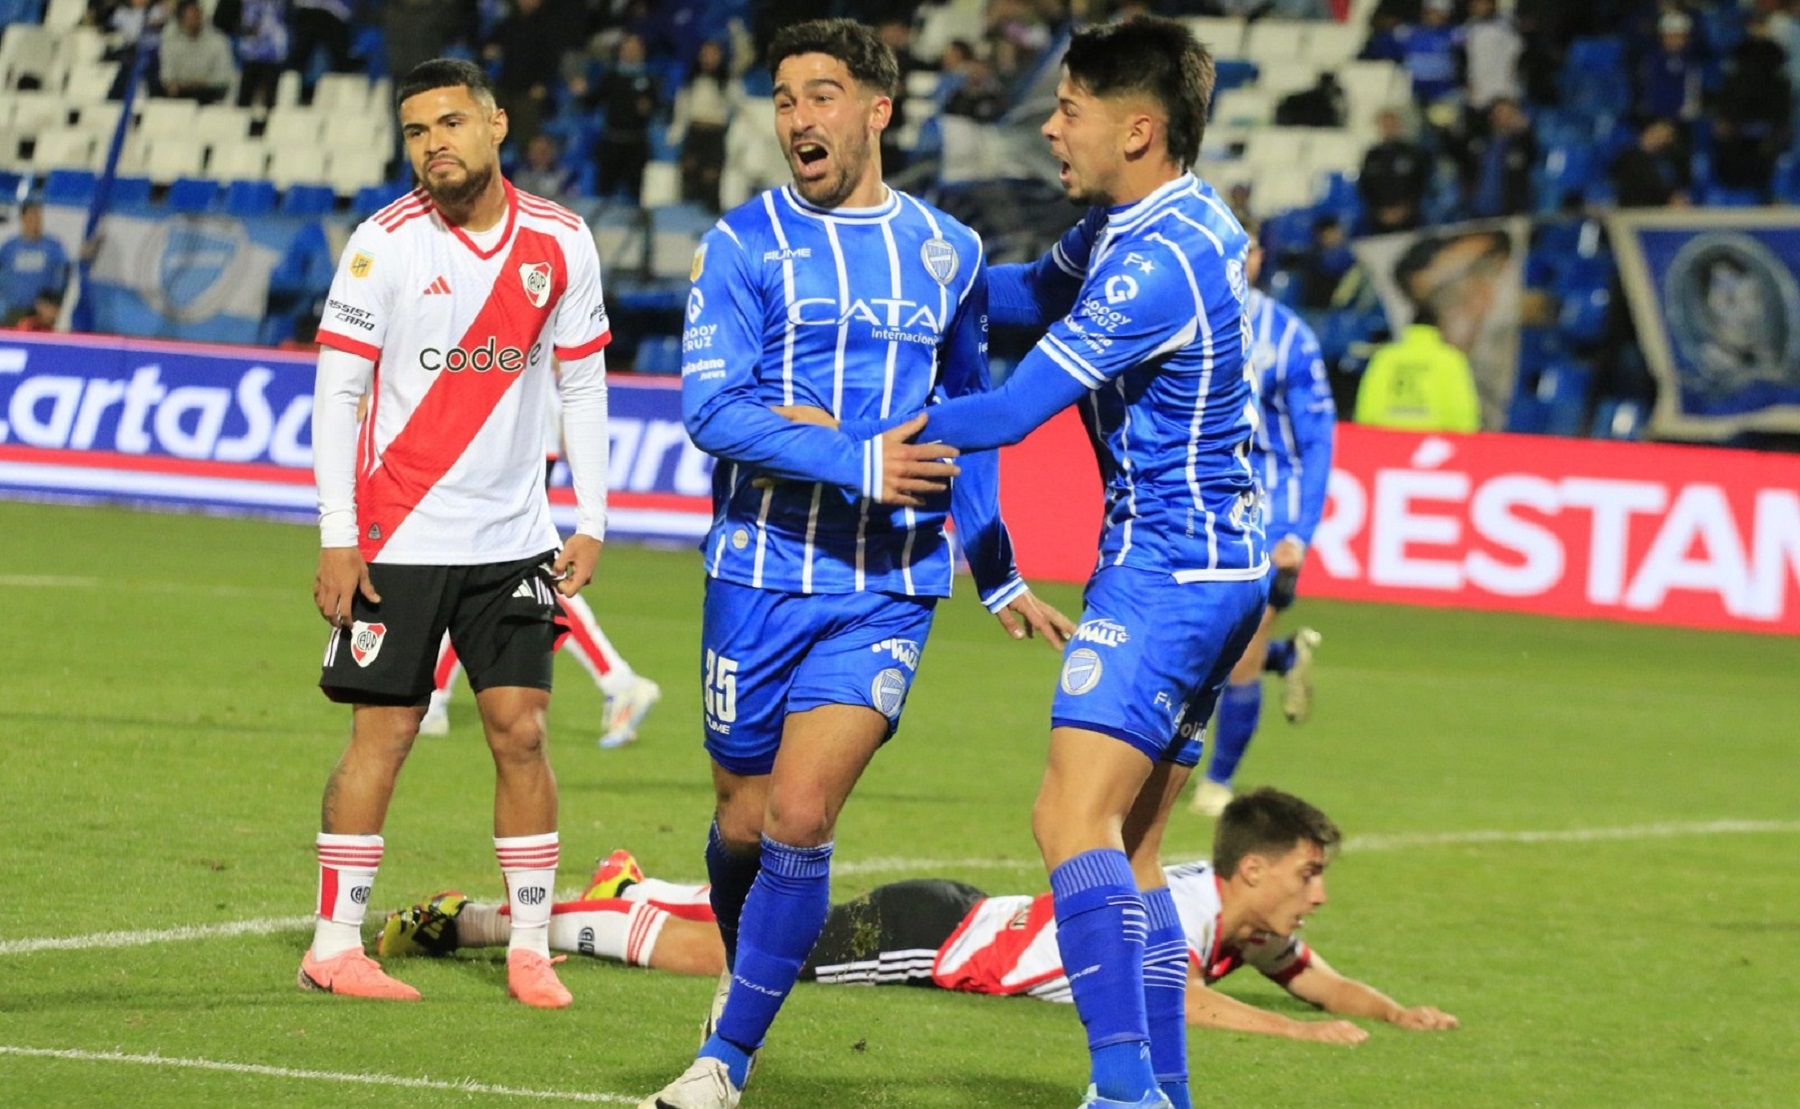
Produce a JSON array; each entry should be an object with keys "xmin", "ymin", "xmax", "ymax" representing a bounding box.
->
[
  {"xmin": 634, "ymin": 335, "xmax": 682, "ymax": 375},
  {"xmin": 1590, "ymin": 397, "xmax": 1645, "ymax": 440},
  {"xmin": 1558, "ymin": 286, "xmax": 1611, "ymax": 347},
  {"xmin": 1505, "ymin": 386, "xmax": 1549, "ymax": 434},
  {"xmin": 280, "ymin": 183, "xmax": 336, "ymax": 216},
  {"xmin": 1212, "ymin": 59, "xmax": 1258, "ymax": 94},
  {"xmin": 351, "ymin": 181, "xmax": 408, "ymax": 219},
  {"xmin": 1517, "ymin": 326, "xmax": 1563, "ymax": 376},
  {"xmin": 106, "ymin": 175, "xmax": 154, "ymax": 209},
  {"xmin": 43, "ymin": 168, "xmax": 97, "ymax": 206},
  {"xmin": 0, "ymin": 169, "xmax": 24, "ymax": 202},
  {"xmin": 166, "ymin": 177, "xmax": 219, "ymax": 213},
  {"xmin": 223, "ymin": 179, "xmax": 278, "ymax": 216},
  {"xmin": 1536, "ymin": 358, "xmax": 1593, "ymax": 436},
  {"xmin": 1538, "ymin": 145, "xmax": 1597, "ymax": 211}
]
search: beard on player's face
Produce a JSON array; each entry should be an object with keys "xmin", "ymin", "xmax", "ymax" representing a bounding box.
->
[{"xmin": 421, "ymin": 156, "xmax": 495, "ymax": 209}]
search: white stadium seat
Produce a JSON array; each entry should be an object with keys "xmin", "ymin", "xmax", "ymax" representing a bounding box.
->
[
  {"xmin": 326, "ymin": 150, "xmax": 388, "ymax": 196},
  {"xmin": 27, "ymin": 128, "xmax": 94, "ymax": 171},
  {"xmin": 137, "ymin": 98, "xmax": 199, "ymax": 137},
  {"xmin": 208, "ymin": 142, "xmax": 270, "ymax": 180},
  {"xmin": 62, "ymin": 61, "xmax": 118, "ymax": 105},
  {"xmin": 1244, "ymin": 21, "xmax": 1310, "ymax": 68},
  {"xmin": 1304, "ymin": 23, "xmax": 1364, "ymax": 69},
  {"xmin": 0, "ymin": 24, "xmax": 54, "ymax": 89},
  {"xmin": 1183, "ymin": 17, "xmax": 1246, "ymax": 59},
  {"xmin": 264, "ymin": 107, "xmax": 324, "ymax": 147},
  {"xmin": 1243, "ymin": 126, "xmax": 1313, "ymax": 169},
  {"xmin": 144, "ymin": 136, "xmax": 206, "ymax": 183},
  {"xmin": 266, "ymin": 145, "xmax": 329, "ymax": 188},
  {"xmin": 314, "ymin": 73, "xmax": 371, "ymax": 114},
  {"xmin": 8, "ymin": 91, "xmax": 66, "ymax": 135},
  {"xmin": 1305, "ymin": 130, "xmax": 1366, "ymax": 176},
  {"xmin": 1249, "ymin": 165, "xmax": 1318, "ymax": 217},
  {"xmin": 1256, "ymin": 60, "xmax": 1321, "ymax": 100},
  {"xmin": 193, "ymin": 104, "xmax": 253, "ymax": 145}
]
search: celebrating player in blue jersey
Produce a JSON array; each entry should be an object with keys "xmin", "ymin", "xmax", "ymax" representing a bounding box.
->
[
  {"xmin": 835, "ymin": 19, "xmax": 1262, "ymax": 1109},
  {"xmin": 1191, "ymin": 236, "xmax": 1338, "ymax": 818},
  {"xmin": 642, "ymin": 20, "xmax": 1072, "ymax": 1109}
]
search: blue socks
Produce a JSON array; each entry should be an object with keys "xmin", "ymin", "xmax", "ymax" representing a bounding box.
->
[
  {"xmin": 705, "ymin": 820, "xmax": 761, "ymax": 970},
  {"xmin": 703, "ymin": 836, "xmax": 833, "ymax": 1089},
  {"xmin": 1264, "ymin": 637, "xmax": 1296, "ymax": 675},
  {"xmin": 1051, "ymin": 849, "xmax": 1155, "ymax": 1103},
  {"xmin": 1205, "ymin": 680, "xmax": 1263, "ymax": 789},
  {"xmin": 1142, "ymin": 886, "xmax": 1191, "ymax": 1109}
]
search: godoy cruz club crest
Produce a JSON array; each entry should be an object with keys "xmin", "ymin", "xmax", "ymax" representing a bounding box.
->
[{"xmin": 920, "ymin": 236, "xmax": 958, "ymax": 286}]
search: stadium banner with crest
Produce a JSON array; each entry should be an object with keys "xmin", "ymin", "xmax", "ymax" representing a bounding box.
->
[
  {"xmin": 1351, "ymin": 216, "xmax": 1529, "ymax": 432},
  {"xmin": 0, "ymin": 332, "xmax": 715, "ymax": 543},
  {"xmin": 81, "ymin": 212, "xmax": 305, "ymax": 345},
  {"xmin": 998, "ymin": 412, "xmax": 1800, "ymax": 636},
  {"xmin": 1606, "ymin": 207, "xmax": 1800, "ymax": 441}
]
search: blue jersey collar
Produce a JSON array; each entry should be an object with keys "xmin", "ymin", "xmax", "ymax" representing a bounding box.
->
[
  {"xmin": 778, "ymin": 184, "xmax": 901, "ymax": 224},
  {"xmin": 1104, "ymin": 172, "xmax": 1200, "ymax": 233}
]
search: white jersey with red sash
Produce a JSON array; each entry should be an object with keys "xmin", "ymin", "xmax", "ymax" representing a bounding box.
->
[
  {"xmin": 316, "ymin": 181, "xmax": 610, "ymax": 565},
  {"xmin": 931, "ymin": 860, "xmax": 1313, "ymax": 1002}
]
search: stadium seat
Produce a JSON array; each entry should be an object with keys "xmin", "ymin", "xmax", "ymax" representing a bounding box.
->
[
  {"xmin": 1243, "ymin": 127, "xmax": 1312, "ymax": 169},
  {"xmin": 62, "ymin": 60, "xmax": 117, "ymax": 105},
  {"xmin": 192, "ymin": 104, "xmax": 252, "ymax": 147},
  {"xmin": 1590, "ymin": 397, "xmax": 1645, "ymax": 440},
  {"xmin": 1536, "ymin": 359, "xmax": 1593, "ymax": 436},
  {"xmin": 314, "ymin": 73, "xmax": 371, "ymax": 114},
  {"xmin": 143, "ymin": 137, "xmax": 206, "ymax": 184},
  {"xmin": 634, "ymin": 335, "xmax": 682, "ymax": 375},
  {"xmin": 1303, "ymin": 23, "xmax": 1363, "ymax": 69},
  {"xmin": 266, "ymin": 145, "xmax": 328, "ymax": 189},
  {"xmin": 0, "ymin": 169, "xmax": 23, "ymax": 200},
  {"xmin": 0, "ymin": 23, "xmax": 54, "ymax": 89},
  {"xmin": 166, "ymin": 176, "xmax": 218, "ymax": 213},
  {"xmin": 41, "ymin": 166, "xmax": 96, "ymax": 205},
  {"xmin": 29, "ymin": 128, "xmax": 95, "ymax": 171},
  {"xmin": 223, "ymin": 178, "xmax": 278, "ymax": 216},
  {"xmin": 280, "ymin": 182, "xmax": 337, "ymax": 216},
  {"xmin": 9, "ymin": 91, "xmax": 66, "ymax": 136},
  {"xmin": 1212, "ymin": 59, "xmax": 1258, "ymax": 94},
  {"xmin": 137, "ymin": 99, "xmax": 199, "ymax": 138},
  {"xmin": 1182, "ymin": 16, "xmax": 1245, "ymax": 58},
  {"xmin": 263, "ymin": 107, "xmax": 324, "ymax": 147},
  {"xmin": 1243, "ymin": 20, "xmax": 1309, "ymax": 71},
  {"xmin": 104, "ymin": 174, "xmax": 153, "ymax": 209},
  {"xmin": 210, "ymin": 143, "xmax": 270, "ymax": 182},
  {"xmin": 351, "ymin": 181, "xmax": 408, "ymax": 219}
]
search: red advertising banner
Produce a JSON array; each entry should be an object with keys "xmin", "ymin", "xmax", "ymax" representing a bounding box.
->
[{"xmin": 999, "ymin": 416, "xmax": 1800, "ymax": 636}]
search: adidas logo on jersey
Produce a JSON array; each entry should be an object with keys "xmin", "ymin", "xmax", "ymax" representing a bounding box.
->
[
  {"xmin": 513, "ymin": 582, "xmax": 535, "ymax": 599},
  {"xmin": 423, "ymin": 276, "xmax": 452, "ymax": 295}
]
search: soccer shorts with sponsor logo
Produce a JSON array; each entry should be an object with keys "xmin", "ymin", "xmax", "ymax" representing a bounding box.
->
[
  {"xmin": 801, "ymin": 878, "xmax": 988, "ymax": 987},
  {"xmin": 319, "ymin": 551, "xmax": 564, "ymax": 705},
  {"xmin": 1051, "ymin": 564, "xmax": 1267, "ymax": 767},
  {"xmin": 700, "ymin": 577, "xmax": 937, "ymax": 776}
]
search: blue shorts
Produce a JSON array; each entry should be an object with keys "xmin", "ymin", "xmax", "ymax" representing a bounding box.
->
[
  {"xmin": 701, "ymin": 577, "xmax": 937, "ymax": 776},
  {"xmin": 1051, "ymin": 565, "xmax": 1267, "ymax": 767}
]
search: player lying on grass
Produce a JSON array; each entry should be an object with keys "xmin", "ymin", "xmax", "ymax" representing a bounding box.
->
[{"xmin": 381, "ymin": 788, "xmax": 1456, "ymax": 1042}]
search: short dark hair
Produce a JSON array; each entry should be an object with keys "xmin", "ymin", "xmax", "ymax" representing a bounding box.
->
[
  {"xmin": 767, "ymin": 18, "xmax": 900, "ymax": 101},
  {"xmin": 1063, "ymin": 16, "xmax": 1214, "ymax": 168},
  {"xmin": 395, "ymin": 58, "xmax": 496, "ymax": 111},
  {"xmin": 1212, "ymin": 787, "xmax": 1341, "ymax": 879}
]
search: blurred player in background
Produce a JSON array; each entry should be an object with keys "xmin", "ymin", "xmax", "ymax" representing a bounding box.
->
[
  {"xmin": 423, "ymin": 389, "xmax": 660, "ymax": 749},
  {"xmin": 1189, "ymin": 235, "xmax": 1336, "ymax": 818},
  {"xmin": 646, "ymin": 19, "xmax": 1070, "ymax": 1109},
  {"xmin": 382, "ymin": 789, "xmax": 1456, "ymax": 1043},
  {"xmin": 846, "ymin": 19, "xmax": 1263, "ymax": 1109},
  {"xmin": 306, "ymin": 58, "xmax": 612, "ymax": 1010}
]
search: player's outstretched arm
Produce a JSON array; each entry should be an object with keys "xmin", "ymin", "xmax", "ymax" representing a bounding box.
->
[
  {"xmin": 1184, "ymin": 965, "xmax": 1367, "ymax": 1044},
  {"xmin": 993, "ymin": 590, "xmax": 1076, "ymax": 648},
  {"xmin": 1283, "ymin": 954, "xmax": 1459, "ymax": 1031}
]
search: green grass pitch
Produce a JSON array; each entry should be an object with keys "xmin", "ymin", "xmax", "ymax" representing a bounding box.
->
[{"xmin": 0, "ymin": 500, "xmax": 1796, "ymax": 1106}]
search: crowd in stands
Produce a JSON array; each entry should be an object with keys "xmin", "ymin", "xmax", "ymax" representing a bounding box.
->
[{"xmin": 4, "ymin": 0, "xmax": 1798, "ymax": 446}]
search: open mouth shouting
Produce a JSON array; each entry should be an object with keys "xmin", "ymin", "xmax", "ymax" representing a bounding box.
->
[{"xmin": 792, "ymin": 140, "xmax": 830, "ymax": 180}]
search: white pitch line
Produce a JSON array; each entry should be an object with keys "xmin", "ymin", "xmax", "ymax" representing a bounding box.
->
[
  {"xmin": 0, "ymin": 574, "xmax": 103, "ymax": 588},
  {"xmin": 8, "ymin": 821, "xmax": 1798, "ymax": 956},
  {"xmin": 0, "ymin": 915, "xmax": 314, "ymax": 956},
  {"xmin": 0, "ymin": 1046, "xmax": 635, "ymax": 1104}
]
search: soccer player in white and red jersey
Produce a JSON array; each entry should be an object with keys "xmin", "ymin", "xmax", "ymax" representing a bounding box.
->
[
  {"xmin": 381, "ymin": 789, "xmax": 1457, "ymax": 1042},
  {"xmin": 304, "ymin": 57, "xmax": 612, "ymax": 1009}
]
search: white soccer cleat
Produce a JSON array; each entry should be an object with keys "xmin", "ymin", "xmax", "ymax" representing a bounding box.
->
[
  {"xmin": 698, "ymin": 970, "xmax": 760, "ymax": 1088},
  {"xmin": 1187, "ymin": 779, "xmax": 1233, "ymax": 818},
  {"xmin": 1281, "ymin": 627, "xmax": 1322, "ymax": 724},
  {"xmin": 600, "ymin": 676, "xmax": 661, "ymax": 749},
  {"xmin": 418, "ymin": 693, "xmax": 451, "ymax": 737},
  {"xmin": 1076, "ymin": 1084, "xmax": 1174, "ymax": 1108},
  {"xmin": 639, "ymin": 1057, "xmax": 742, "ymax": 1109}
]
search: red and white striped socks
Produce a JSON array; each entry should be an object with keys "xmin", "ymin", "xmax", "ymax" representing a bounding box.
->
[
  {"xmin": 549, "ymin": 900, "xmax": 672, "ymax": 967},
  {"xmin": 313, "ymin": 832, "xmax": 382, "ymax": 958},
  {"xmin": 496, "ymin": 832, "xmax": 559, "ymax": 957}
]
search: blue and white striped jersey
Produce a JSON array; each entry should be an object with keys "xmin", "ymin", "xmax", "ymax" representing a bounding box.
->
[
  {"xmin": 1245, "ymin": 290, "xmax": 1336, "ymax": 547},
  {"xmin": 922, "ymin": 173, "xmax": 1267, "ymax": 583},
  {"xmin": 680, "ymin": 185, "xmax": 1024, "ymax": 608}
]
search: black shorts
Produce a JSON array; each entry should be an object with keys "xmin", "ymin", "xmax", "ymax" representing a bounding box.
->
[
  {"xmin": 319, "ymin": 551, "xmax": 563, "ymax": 705},
  {"xmin": 800, "ymin": 878, "xmax": 987, "ymax": 987},
  {"xmin": 1267, "ymin": 562, "xmax": 1300, "ymax": 612}
]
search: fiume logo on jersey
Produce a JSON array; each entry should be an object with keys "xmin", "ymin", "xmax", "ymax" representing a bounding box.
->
[
  {"xmin": 350, "ymin": 621, "xmax": 386, "ymax": 667},
  {"xmin": 1060, "ymin": 648, "xmax": 1103, "ymax": 695},
  {"xmin": 519, "ymin": 262, "xmax": 552, "ymax": 308},
  {"xmin": 871, "ymin": 668, "xmax": 908, "ymax": 718},
  {"xmin": 920, "ymin": 236, "xmax": 958, "ymax": 285},
  {"xmin": 868, "ymin": 637, "xmax": 921, "ymax": 669}
]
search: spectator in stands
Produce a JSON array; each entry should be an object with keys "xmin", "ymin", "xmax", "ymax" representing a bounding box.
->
[
  {"xmin": 159, "ymin": 0, "xmax": 235, "ymax": 104},
  {"xmin": 1459, "ymin": 97, "xmax": 1536, "ymax": 218},
  {"xmin": 1296, "ymin": 216, "xmax": 1356, "ymax": 310},
  {"xmin": 512, "ymin": 134, "xmax": 573, "ymax": 198},
  {"xmin": 7, "ymin": 288, "xmax": 62, "ymax": 333},
  {"xmin": 1355, "ymin": 234, "xmax": 1484, "ymax": 436},
  {"xmin": 671, "ymin": 39, "xmax": 734, "ymax": 211},
  {"xmin": 1611, "ymin": 117, "xmax": 1691, "ymax": 208},
  {"xmin": 231, "ymin": 0, "xmax": 288, "ymax": 110},
  {"xmin": 585, "ymin": 32, "xmax": 661, "ymax": 202},
  {"xmin": 102, "ymin": 0, "xmax": 166, "ymax": 79},
  {"xmin": 1359, "ymin": 107, "xmax": 1432, "ymax": 233},
  {"xmin": 1636, "ymin": 10, "xmax": 1701, "ymax": 125},
  {"xmin": 1396, "ymin": 0, "xmax": 1464, "ymax": 112},
  {"xmin": 1275, "ymin": 72, "xmax": 1347, "ymax": 128},
  {"xmin": 932, "ymin": 38, "xmax": 978, "ymax": 109},
  {"xmin": 483, "ymin": 0, "xmax": 569, "ymax": 157},
  {"xmin": 0, "ymin": 202, "xmax": 70, "ymax": 326},
  {"xmin": 285, "ymin": 0, "xmax": 352, "ymax": 102},
  {"xmin": 943, "ymin": 51, "xmax": 1007, "ymax": 122},
  {"xmin": 1713, "ymin": 13, "xmax": 1792, "ymax": 197},
  {"xmin": 876, "ymin": 18, "xmax": 924, "ymax": 173},
  {"xmin": 1461, "ymin": 0, "xmax": 1521, "ymax": 138}
]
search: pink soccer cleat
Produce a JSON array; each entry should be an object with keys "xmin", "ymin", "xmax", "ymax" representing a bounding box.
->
[
  {"xmin": 507, "ymin": 949, "xmax": 573, "ymax": 1009},
  {"xmin": 297, "ymin": 947, "xmax": 422, "ymax": 1001}
]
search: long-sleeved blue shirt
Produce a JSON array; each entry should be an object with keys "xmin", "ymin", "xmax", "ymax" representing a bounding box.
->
[
  {"xmin": 1245, "ymin": 290, "xmax": 1335, "ymax": 548},
  {"xmin": 892, "ymin": 173, "xmax": 1267, "ymax": 583},
  {"xmin": 680, "ymin": 185, "xmax": 1023, "ymax": 609}
]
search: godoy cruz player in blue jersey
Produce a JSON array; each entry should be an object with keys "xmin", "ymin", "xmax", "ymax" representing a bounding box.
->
[
  {"xmin": 796, "ymin": 19, "xmax": 1266, "ymax": 1109},
  {"xmin": 641, "ymin": 19, "xmax": 1073, "ymax": 1109},
  {"xmin": 1190, "ymin": 233, "xmax": 1337, "ymax": 818}
]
